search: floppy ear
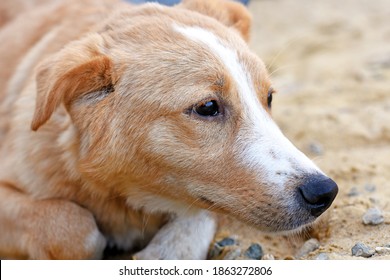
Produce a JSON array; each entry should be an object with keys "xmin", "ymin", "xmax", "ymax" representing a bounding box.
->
[
  {"xmin": 31, "ymin": 53, "xmax": 115, "ymax": 131},
  {"xmin": 179, "ymin": 0, "xmax": 252, "ymax": 41}
]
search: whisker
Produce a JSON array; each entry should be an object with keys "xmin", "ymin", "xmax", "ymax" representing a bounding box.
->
[
  {"xmin": 266, "ymin": 35, "xmax": 307, "ymax": 71},
  {"xmin": 269, "ymin": 64, "xmax": 299, "ymax": 77}
]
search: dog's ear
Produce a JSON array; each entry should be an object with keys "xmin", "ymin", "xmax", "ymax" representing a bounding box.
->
[
  {"xmin": 179, "ymin": 0, "xmax": 252, "ymax": 41},
  {"xmin": 31, "ymin": 41, "xmax": 115, "ymax": 131}
]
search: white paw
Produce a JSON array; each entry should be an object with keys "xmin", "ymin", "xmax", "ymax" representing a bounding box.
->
[{"xmin": 134, "ymin": 211, "xmax": 217, "ymax": 260}]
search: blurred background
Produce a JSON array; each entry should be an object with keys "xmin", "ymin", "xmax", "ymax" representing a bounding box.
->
[{"xmin": 129, "ymin": 0, "xmax": 249, "ymax": 5}]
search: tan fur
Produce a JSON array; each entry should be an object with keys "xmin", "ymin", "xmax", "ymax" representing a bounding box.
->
[
  {"xmin": 0, "ymin": 0, "xmax": 256, "ymax": 260},
  {"xmin": 180, "ymin": 0, "xmax": 252, "ymax": 41},
  {"xmin": 32, "ymin": 54, "xmax": 116, "ymax": 130},
  {"xmin": 0, "ymin": 0, "xmax": 332, "ymax": 260}
]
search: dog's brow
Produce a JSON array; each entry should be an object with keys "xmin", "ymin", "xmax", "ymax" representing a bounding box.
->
[
  {"xmin": 173, "ymin": 24, "xmax": 270, "ymax": 125},
  {"xmin": 174, "ymin": 26, "xmax": 249, "ymax": 93}
]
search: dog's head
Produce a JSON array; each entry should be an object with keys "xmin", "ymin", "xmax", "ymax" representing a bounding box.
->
[{"xmin": 31, "ymin": 0, "xmax": 337, "ymax": 232}]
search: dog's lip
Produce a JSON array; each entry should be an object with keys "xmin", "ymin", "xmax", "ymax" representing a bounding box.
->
[
  {"xmin": 254, "ymin": 214, "xmax": 317, "ymax": 233},
  {"xmin": 195, "ymin": 192, "xmax": 319, "ymax": 231},
  {"xmin": 270, "ymin": 220, "xmax": 315, "ymax": 236},
  {"xmin": 241, "ymin": 202, "xmax": 318, "ymax": 233}
]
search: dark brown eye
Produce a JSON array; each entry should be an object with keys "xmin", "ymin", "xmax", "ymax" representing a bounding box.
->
[
  {"xmin": 193, "ymin": 100, "xmax": 220, "ymax": 117},
  {"xmin": 267, "ymin": 89, "xmax": 273, "ymax": 108}
]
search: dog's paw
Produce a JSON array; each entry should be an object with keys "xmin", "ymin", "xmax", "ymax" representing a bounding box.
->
[
  {"xmin": 26, "ymin": 199, "xmax": 106, "ymax": 259},
  {"xmin": 134, "ymin": 211, "xmax": 216, "ymax": 260}
]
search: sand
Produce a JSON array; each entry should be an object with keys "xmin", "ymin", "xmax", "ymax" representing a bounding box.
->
[{"xmin": 212, "ymin": 0, "xmax": 390, "ymax": 260}]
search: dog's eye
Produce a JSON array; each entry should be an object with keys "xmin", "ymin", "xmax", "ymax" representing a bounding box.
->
[
  {"xmin": 193, "ymin": 100, "xmax": 220, "ymax": 117},
  {"xmin": 267, "ymin": 89, "xmax": 273, "ymax": 109}
]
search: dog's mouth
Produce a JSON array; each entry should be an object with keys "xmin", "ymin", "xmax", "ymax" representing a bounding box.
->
[
  {"xmin": 192, "ymin": 175, "xmax": 338, "ymax": 233},
  {"xmin": 193, "ymin": 194, "xmax": 314, "ymax": 232}
]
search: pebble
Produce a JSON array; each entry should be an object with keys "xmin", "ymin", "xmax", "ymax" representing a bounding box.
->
[
  {"xmin": 369, "ymin": 197, "xmax": 379, "ymax": 204},
  {"xmin": 315, "ymin": 253, "xmax": 330, "ymax": 260},
  {"xmin": 368, "ymin": 53, "xmax": 390, "ymax": 69},
  {"xmin": 208, "ymin": 244, "xmax": 223, "ymax": 259},
  {"xmin": 362, "ymin": 207, "xmax": 384, "ymax": 225},
  {"xmin": 351, "ymin": 242, "xmax": 375, "ymax": 258},
  {"xmin": 209, "ymin": 237, "xmax": 237, "ymax": 259},
  {"xmin": 375, "ymin": 247, "xmax": 390, "ymax": 255},
  {"xmin": 222, "ymin": 248, "xmax": 242, "ymax": 260},
  {"xmin": 262, "ymin": 254, "xmax": 275, "ymax": 260},
  {"xmin": 295, "ymin": 238, "xmax": 320, "ymax": 259},
  {"xmin": 364, "ymin": 184, "xmax": 376, "ymax": 193},
  {"xmin": 308, "ymin": 142, "xmax": 324, "ymax": 155},
  {"xmin": 217, "ymin": 237, "xmax": 236, "ymax": 247},
  {"xmin": 347, "ymin": 186, "xmax": 360, "ymax": 197},
  {"xmin": 244, "ymin": 243, "xmax": 264, "ymax": 260}
]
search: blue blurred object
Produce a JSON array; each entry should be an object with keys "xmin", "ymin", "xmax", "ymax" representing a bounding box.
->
[{"xmin": 128, "ymin": 0, "xmax": 249, "ymax": 6}]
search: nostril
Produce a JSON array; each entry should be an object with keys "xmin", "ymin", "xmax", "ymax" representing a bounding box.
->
[
  {"xmin": 299, "ymin": 175, "xmax": 338, "ymax": 217},
  {"xmin": 299, "ymin": 183, "xmax": 336, "ymax": 205}
]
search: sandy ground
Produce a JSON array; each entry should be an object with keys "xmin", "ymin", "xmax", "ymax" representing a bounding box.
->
[{"xmin": 211, "ymin": 0, "xmax": 390, "ymax": 260}]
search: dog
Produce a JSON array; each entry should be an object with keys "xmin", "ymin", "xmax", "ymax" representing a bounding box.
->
[{"xmin": 0, "ymin": 0, "xmax": 338, "ymax": 259}]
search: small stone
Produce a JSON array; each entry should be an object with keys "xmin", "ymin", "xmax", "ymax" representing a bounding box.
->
[
  {"xmin": 315, "ymin": 253, "xmax": 329, "ymax": 260},
  {"xmin": 351, "ymin": 242, "xmax": 375, "ymax": 258},
  {"xmin": 369, "ymin": 197, "xmax": 379, "ymax": 204},
  {"xmin": 308, "ymin": 142, "xmax": 323, "ymax": 155},
  {"xmin": 362, "ymin": 207, "xmax": 384, "ymax": 225},
  {"xmin": 347, "ymin": 186, "xmax": 360, "ymax": 197},
  {"xmin": 208, "ymin": 243, "xmax": 223, "ymax": 259},
  {"xmin": 368, "ymin": 53, "xmax": 390, "ymax": 69},
  {"xmin": 295, "ymin": 238, "xmax": 320, "ymax": 259},
  {"xmin": 244, "ymin": 243, "xmax": 264, "ymax": 260},
  {"xmin": 217, "ymin": 237, "xmax": 236, "ymax": 247},
  {"xmin": 375, "ymin": 247, "xmax": 390, "ymax": 255},
  {"xmin": 262, "ymin": 254, "xmax": 275, "ymax": 260},
  {"xmin": 222, "ymin": 248, "xmax": 242, "ymax": 260},
  {"xmin": 364, "ymin": 184, "xmax": 376, "ymax": 193},
  {"xmin": 209, "ymin": 237, "xmax": 239, "ymax": 259}
]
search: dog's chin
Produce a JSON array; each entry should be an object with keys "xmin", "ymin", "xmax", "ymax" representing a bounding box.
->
[
  {"xmin": 270, "ymin": 221, "xmax": 315, "ymax": 237},
  {"xmin": 246, "ymin": 214, "xmax": 317, "ymax": 236}
]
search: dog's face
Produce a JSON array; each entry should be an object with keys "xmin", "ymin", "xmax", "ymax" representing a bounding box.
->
[{"xmin": 31, "ymin": 0, "xmax": 337, "ymax": 232}]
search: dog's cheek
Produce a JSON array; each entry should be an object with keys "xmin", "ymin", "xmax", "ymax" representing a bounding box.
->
[
  {"xmin": 71, "ymin": 112, "xmax": 130, "ymax": 183},
  {"xmin": 143, "ymin": 120, "xmax": 199, "ymax": 170}
]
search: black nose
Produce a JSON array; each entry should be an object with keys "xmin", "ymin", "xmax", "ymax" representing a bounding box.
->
[{"xmin": 298, "ymin": 175, "xmax": 338, "ymax": 217}]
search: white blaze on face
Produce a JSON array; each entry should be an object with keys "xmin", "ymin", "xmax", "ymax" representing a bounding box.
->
[{"xmin": 174, "ymin": 25, "xmax": 321, "ymax": 188}]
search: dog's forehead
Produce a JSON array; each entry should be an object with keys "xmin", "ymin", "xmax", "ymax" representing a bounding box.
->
[
  {"xmin": 172, "ymin": 24, "xmax": 270, "ymax": 102},
  {"xmin": 106, "ymin": 7, "xmax": 270, "ymax": 108}
]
